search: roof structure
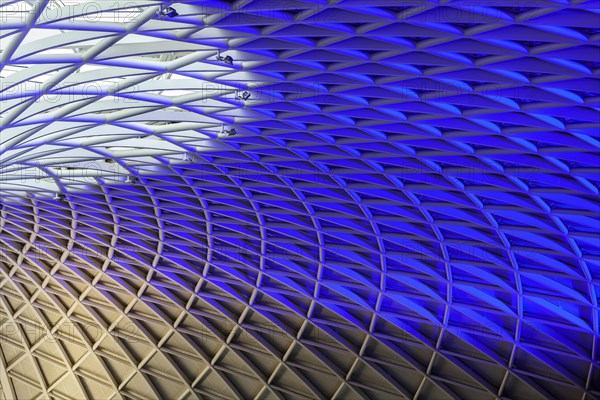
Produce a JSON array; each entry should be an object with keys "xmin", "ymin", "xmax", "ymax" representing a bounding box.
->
[{"xmin": 0, "ymin": 1, "xmax": 599, "ymax": 399}]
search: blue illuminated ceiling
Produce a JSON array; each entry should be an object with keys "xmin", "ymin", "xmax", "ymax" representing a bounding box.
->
[{"xmin": 0, "ymin": 1, "xmax": 599, "ymax": 399}]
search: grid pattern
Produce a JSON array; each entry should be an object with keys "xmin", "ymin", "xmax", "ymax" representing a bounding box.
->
[{"xmin": 0, "ymin": 1, "xmax": 599, "ymax": 399}]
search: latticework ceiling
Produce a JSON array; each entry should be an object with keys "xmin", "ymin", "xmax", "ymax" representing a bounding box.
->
[{"xmin": 0, "ymin": 1, "xmax": 599, "ymax": 399}]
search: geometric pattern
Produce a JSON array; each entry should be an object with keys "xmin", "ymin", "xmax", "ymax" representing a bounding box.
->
[{"xmin": 1, "ymin": 1, "xmax": 599, "ymax": 399}]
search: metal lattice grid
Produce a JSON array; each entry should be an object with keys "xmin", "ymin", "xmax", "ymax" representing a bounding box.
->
[{"xmin": 0, "ymin": 1, "xmax": 599, "ymax": 400}]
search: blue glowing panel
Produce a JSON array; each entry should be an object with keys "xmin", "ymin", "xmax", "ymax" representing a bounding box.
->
[{"xmin": 0, "ymin": 1, "xmax": 598, "ymax": 399}]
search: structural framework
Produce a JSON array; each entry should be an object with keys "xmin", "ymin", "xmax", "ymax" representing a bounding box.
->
[{"xmin": 0, "ymin": 1, "xmax": 599, "ymax": 399}]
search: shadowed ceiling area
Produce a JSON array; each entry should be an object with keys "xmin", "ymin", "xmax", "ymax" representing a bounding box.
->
[{"xmin": 0, "ymin": 1, "xmax": 599, "ymax": 399}]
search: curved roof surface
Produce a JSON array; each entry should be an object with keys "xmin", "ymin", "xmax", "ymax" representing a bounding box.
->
[{"xmin": 0, "ymin": 1, "xmax": 599, "ymax": 399}]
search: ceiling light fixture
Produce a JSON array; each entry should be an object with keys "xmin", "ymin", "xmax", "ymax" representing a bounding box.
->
[
  {"xmin": 219, "ymin": 125, "xmax": 237, "ymax": 137},
  {"xmin": 159, "ymin": 6, "xmax": 178, "ymax": 18},
  {"xmin": 236, "ymin": 90, "xmax": 251, "ymax": 101},
  {"xmin": 216, "ymin": 50, "xmax": 234, "ymax": 65}
]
